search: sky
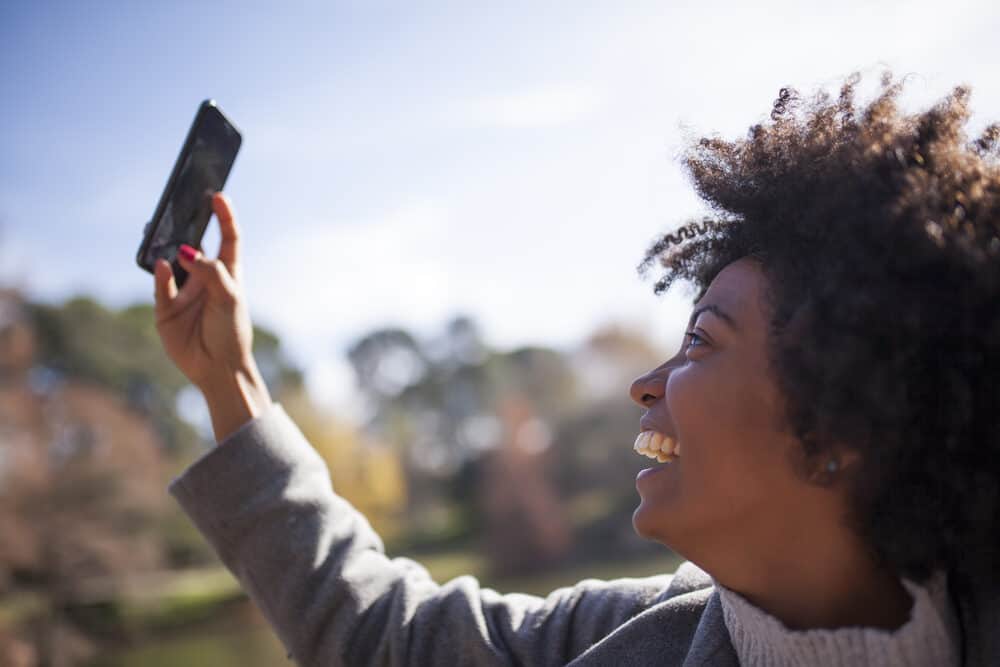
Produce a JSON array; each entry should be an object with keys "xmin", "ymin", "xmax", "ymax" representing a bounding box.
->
[{"xmin": 3, "ymin": 0, "xmax": 1000, "ymax": 420}]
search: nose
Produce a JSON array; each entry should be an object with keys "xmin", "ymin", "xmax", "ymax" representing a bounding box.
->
[{"xmin": 629, "ymin": 364, "xmax": 668, "ymax": 408}]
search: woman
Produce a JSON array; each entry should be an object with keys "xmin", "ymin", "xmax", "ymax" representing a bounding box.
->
[{"xmin": 152, "ymin": 73, "xmax": 999, "ymax": 665}]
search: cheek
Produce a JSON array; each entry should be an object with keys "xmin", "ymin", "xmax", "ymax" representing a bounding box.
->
[
  {"xmin": 665, "ymin": 361, "xmax": 777, "ymax": 493},
  {"xmin": 665, "ymin": 362, "xmax": 732, "ymax": 458}
]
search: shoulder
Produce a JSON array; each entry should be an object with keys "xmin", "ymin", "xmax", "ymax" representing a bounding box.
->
[
  {"xmin": 553, "ymin": 560, "xmax": 713, "ymax": 613},
  {"xmin": 573, "ymin": 561, "xmax": 716, "ymax": 634},
  {"xmin": 567, "ymin": 562, "xmax": 733, "ymax": 666},
  {"xmin": 660, "ymin": 560, "xmax": 714, "ymax": 598}
]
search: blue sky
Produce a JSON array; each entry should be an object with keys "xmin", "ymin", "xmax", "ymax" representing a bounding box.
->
[{"xmin": 3, "ymin": 1, "xmax": 999, "ymax": 417}]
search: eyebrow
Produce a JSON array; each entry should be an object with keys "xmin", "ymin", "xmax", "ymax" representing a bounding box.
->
[{"xmin": 687, "ymin": 303, "xmax": 740, "ymax": 332}]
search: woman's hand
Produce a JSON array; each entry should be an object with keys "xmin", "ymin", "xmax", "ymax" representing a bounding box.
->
[{"xmin": 153, "ymin": 192, "xmax": 272, "ymax": 442}]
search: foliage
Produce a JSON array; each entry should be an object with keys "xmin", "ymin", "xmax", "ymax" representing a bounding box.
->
[
  {"xmin": 0, "ymin": 288, "xmax": 313, "ymax": 665},
  {"xmin": 27, "ymin": 297, "xmax": 196, "ymax": 456},
  {"xmin": 26, "ymin": 297, "xmax": 303, "ymax": 457},
  {"xmin": 281, "ymin": 388, "xmax": 407, "ymax": 541},
  {"xmin": 347, "ymin": 317, "xmax": 671, "ymax": 573}
]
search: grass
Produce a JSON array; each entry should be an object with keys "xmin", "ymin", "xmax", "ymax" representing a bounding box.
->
[
  {"xmin": 125, "ymin": 568, "xmax": 245, "ymax": 631},
  {"xmin": 0, "ymin": 590, "xmax": 46, "ymax": 625},
  {"xmin": 415, "ymin": 548, "xmax": 682, "ymax": 596},
  {"xmin": 118, "ymin": 549, "xmax": 683, "ymax": 626}
]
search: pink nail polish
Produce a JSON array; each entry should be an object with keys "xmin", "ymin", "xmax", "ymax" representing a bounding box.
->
[{"xmin": 179, "ymin": 244, "xmax": 197, "ymax": 261}]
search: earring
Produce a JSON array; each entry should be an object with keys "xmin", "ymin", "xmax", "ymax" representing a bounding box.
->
[{"xmin": 825, "ymin": 459, "xmax": 839, "ymax": 473}]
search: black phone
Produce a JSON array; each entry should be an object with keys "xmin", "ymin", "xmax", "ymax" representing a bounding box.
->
[{"xmin": 136, "ymin": 99, "xmax": 242, "ymax": 288}]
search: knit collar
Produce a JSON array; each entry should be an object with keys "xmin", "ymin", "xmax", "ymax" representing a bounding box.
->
[{"xmin": 714, "ymin": 570, "xmax": 960, "ymax": 667}]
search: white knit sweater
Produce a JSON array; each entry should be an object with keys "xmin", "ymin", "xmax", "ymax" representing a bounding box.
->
[{"xmin": 716, "ymin": 571, "xmax": 960, "ymax": 666}]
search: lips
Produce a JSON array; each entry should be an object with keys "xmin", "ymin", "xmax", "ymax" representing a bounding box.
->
[{"xmin": 639, "ymin": 416, "xmax": 678, "ymax": 439}]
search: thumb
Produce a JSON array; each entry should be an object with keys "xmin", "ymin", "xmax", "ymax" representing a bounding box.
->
[{"xmin": 176, "ymin": 244, "xmax": 238, "ymax": 304}]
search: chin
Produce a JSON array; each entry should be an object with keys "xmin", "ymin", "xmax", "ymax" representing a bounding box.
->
[
  {"xmin": 633, "ymin": 501, "xmax": 689, "ymax": 555},
  {"xmin": 631, "ymin": 502, "xmax": 662, "ymax": 541}
]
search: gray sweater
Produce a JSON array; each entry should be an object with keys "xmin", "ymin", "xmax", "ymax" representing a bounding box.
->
[{"xmin": 169, "ymin": 402, "xmax": 1000, "ymax": 666}]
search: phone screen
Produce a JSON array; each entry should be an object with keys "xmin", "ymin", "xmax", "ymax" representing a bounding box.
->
[{"xmin": 137, "ymin": 101, "xmax": 241, "ymax": 287}]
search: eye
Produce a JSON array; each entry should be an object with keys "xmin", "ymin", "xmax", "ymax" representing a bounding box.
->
[{"xmin": 684, "ymin": 330, "xmax": 707, "ymax": 351}]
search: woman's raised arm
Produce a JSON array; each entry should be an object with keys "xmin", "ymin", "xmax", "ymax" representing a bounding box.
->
[{"xmin": 152, "ymin": 192, "xmax": 272, "ymax": 442}]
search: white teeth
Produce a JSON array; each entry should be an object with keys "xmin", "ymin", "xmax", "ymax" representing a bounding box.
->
[
  {"xmin": 648, "ymin": 431, "xmax": 664, "ymax": 452},
  {"xmin": 633, "ymin": 430, "xmax": 681, "ymax": 462}
]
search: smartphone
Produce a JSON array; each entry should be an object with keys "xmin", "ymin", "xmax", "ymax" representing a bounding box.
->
[{"xmin": 136, "ymin": 99, "xmax": 242, "ymax": 288}]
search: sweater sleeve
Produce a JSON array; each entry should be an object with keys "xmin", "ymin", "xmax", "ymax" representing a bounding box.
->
[{"xmin": 168, "ymin": 402, "xmax": 672, "ymax": 667}]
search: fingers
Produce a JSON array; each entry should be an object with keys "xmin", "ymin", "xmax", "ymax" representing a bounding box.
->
[
  {"xmin": 176, "ymin": 244, "xmax": 239, "ymax": 306},
  {"xmin": 154, "ymin": 191, "xmax": 242, "ymax": 318},
  {"xmin": 154, "ymin": 259, "xmax": 178, "ymax": 312},
  {"xmin": 212, "ymin": 192, "xmax": 241, "ymax": 283}
]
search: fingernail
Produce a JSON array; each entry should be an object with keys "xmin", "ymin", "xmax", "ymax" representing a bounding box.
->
[{"xmin": 179, "ymin": 244, "xmax": 198, "ymax": 262}]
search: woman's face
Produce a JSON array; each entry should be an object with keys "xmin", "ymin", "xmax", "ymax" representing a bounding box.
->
[{"xmin": 630, "ymin": 257, "xmax": 827, "ymax": 570}]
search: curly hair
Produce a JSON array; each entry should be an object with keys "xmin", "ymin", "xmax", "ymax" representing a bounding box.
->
[{"xmin": 639, "ymin": 71, "xmax": 1000, "ymax": 582}]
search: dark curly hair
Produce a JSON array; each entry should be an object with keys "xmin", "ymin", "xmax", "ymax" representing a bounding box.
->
[{"xmin": 639, "ymin": 71, "xmax": 1000, "ymax": 583}]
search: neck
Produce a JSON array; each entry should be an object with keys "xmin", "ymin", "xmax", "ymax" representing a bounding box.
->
[
  {"xmin": 706, "ymin": 522, "xmax": 913, "ymax": 631},
  {"xmin": 740, "ymin": 557, "xmax": 912, "ymax": 630}
]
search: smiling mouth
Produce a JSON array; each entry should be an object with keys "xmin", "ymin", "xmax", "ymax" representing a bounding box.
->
[{"xmin": 633, "ymin": 430, "xmax": 681, "ymax": 463}]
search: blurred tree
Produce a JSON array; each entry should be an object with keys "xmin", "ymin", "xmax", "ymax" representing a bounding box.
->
[
  {"xmin": 348, "ymin": 327, "xmax": 427, "ymax": 401},
  {"xmin": 0, "ymin": 287, "xmax": 311, "ymax": 664},
  {"xmin": 281, "ymin": 387, "xmax": 406, "ymax": 542},
  {"xmin": 28, "ymin": 297, "xmax": 197, "ymax": 456},
  {"xmin": 1, "ymin": 289, "xmax": 174, "ymax": 665},
  {"xmin": 550, "ymin": 325, "xmax": 671, "ymax": 562},
  {"xmin": 250, "ymin": 325, "xmax": 305, "ymax": 399},
  {"xmin": 0, "ymin": 237, "xmax": 427, "ymax": 667},
  {"xmin": 347, "ymin": 316, "xmax": 582, "ymax": 570},
  {"xmin": 346, "ymin": 318, "xmax": 674, "ymax": 570},
  {"xmin": 574, "ymin": 325, "xmax": 669, "ymax": 400},
  {"xmin": 349, "ymin": 318, "xmax": 578, "ymax": 473},
  {"xmin": 28, "ymin": 298, "xmax": 304, "ymax": 456},
  {"xmin": 480, "ymin": 395, "xmax": 571, "ymax": 576}
]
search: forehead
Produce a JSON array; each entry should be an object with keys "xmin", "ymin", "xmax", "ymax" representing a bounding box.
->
[{"xmin": 695, "ymin": 258, "xmax": 767, "ymax": 326}]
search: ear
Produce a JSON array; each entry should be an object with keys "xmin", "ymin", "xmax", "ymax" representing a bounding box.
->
[{"xmin": 807, "ymin": 446, "xmax": 862, "ymax": 487}]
